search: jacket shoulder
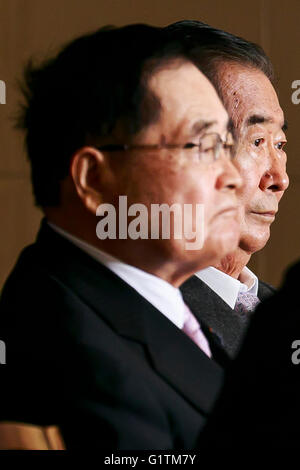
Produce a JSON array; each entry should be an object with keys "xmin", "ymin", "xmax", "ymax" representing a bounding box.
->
[{"xmin": 258, "ymin": 279, "xmax": 276, "ymax": 301}]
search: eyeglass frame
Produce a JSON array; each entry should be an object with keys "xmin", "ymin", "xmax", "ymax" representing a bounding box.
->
[{"xmin": 94, "ymin": 131, "xmax": 236, "ymax": 161}]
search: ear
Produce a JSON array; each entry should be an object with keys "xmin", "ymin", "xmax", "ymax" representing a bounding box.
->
[{"xmin": 70, "ymin": 146, "xmax": 107, "ymax": 214}]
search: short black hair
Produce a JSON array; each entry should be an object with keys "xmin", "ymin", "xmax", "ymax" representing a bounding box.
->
[
  {"xmin": 18, "ymin": 24, "xmax": 188, "ymax": 207},
  {"xmin": 165, "ymin": 20, "xmax": 274, "ymax": 98}
]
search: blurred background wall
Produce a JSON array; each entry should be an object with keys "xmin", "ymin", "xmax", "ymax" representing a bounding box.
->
[{"xmin": 0, "ymin": 0, "xmax": 299, "ymax": 288}]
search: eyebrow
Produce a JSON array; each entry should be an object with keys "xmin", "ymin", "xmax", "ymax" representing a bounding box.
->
[
  {"xmin": 246, "ymin": 114, "xmax": 288, "ymax": 132},
  {"xmin": 190, "ymin": 120, "xmax": 216, "ymax": 137}
]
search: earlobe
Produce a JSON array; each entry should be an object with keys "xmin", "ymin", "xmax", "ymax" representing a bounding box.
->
[{"xmin": 70, "ymin": 146, "xmax": 104, "ymax": 214}]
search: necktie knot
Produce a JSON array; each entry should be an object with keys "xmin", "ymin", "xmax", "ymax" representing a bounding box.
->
[{"xmin": 235, "ymin": 291, "xmax": 260, "ymax": 315}]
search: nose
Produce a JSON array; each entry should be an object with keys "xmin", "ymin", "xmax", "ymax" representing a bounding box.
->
[
  {"xmin": 216, "ymin": 156, "xmax": 243, "ymax": 192},
  {"xmin": 259, "ymin": 147, "xmax": 289, "ymax": 193}
]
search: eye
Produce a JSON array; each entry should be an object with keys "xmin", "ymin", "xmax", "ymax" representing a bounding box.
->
[
  {"xmin": 183, "ymin": 142, "xmax": 197, "ymax": 149},
  {"xmin": 275, "ymin": 141, "xmax": 287, "ymax": 150},
  {"xmin": 254, "ymin": 138, "xmax": 264, "ymax": 147}
]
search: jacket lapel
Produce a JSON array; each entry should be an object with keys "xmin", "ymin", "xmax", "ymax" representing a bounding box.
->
[
  {"xmin": 258, "ymin": 280, "xmax": 276, "ymax": 301},
  {"xmin": 35, "ymin": 222, "xmax": 224, "ymax": 416},
  {"xmin": 181, "ymin": 275, "xmax": 276, "ymax": 361},
  {"xmin": 180, "ymin": 275, "xmax": 232, "ymax": 366}
]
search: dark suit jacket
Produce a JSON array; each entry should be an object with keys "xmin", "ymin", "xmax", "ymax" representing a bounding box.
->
[
  {"xmin": 180, "ymin": 274, "xmax": 275, "ymax": 358},
  {"xmin": 0, "ymin": 220, "xmax": 227, "ymax": 450},
  {"xmin": 200, "ymin": 260, "xmax": 300, "ymax": 448}
]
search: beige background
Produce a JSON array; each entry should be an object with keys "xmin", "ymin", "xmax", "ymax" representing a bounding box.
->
[{"xmin": 0, "ymin": 0, "xmax": 299, "ymax": 288}]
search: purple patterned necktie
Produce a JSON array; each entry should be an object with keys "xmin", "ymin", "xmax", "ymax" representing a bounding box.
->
[
  {"xmin": 182, "ymin": 305, "xmax": 212, "ymax": 358},
  {"xmin": 235, "ymin": 291, "xmax": 260, "ymax": 315}
]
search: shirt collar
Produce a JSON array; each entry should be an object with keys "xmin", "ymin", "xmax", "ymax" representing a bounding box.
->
[
  {"xmin": 47, "ymin": 222, "xmax": 186, "ymax": 329},
  {"xmin": 195, "ymin": 266, "xmax": 258, "ymax": 309}
]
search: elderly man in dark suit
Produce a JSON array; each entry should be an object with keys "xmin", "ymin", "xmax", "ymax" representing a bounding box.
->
[
  {"xmin": 198, "ymin": 258, "xmax": 300, "ymax": 448},
  {"xmin": 166, "ymin": 21, "xmax": 289, "ymax": 358},
  {"xmin": 0, "ymin": 24, "xmax": 241, "ymax": 449}
]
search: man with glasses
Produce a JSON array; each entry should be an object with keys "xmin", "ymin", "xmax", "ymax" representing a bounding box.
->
[
  {"xmin": 0, "ymin": 24, "xmax": 241, "ymax": 449},
  {"xmin": 166, "ymin": 21, "xmax": 289, "ymax": 359}
]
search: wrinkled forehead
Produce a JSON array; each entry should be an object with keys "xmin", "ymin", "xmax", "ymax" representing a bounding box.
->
[{"xmin": 218, "ymin": 63, "xmax": 284, "ymax": 130}]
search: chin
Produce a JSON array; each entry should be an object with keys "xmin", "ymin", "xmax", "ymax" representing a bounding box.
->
[
  {"xmin": 206, "ymin": 230, "xmax": 241, "ymax": 266},
  {"xmin": 239, "ymin": 229, "xmax": 271, "ymax": 253}
]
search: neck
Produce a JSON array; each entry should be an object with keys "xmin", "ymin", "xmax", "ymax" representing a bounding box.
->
[
  {"xmin": 45, "ymin": 211, "xmax": 204, "ymax": 288},
  {"xmin": 214, "ymin": 247, "xmax": 251, "ymax": 280}
]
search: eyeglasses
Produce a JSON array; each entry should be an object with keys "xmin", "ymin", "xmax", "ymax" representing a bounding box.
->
[{"xmin": 96, "ymin": 132, "xmax": 235, "ymax": 163}]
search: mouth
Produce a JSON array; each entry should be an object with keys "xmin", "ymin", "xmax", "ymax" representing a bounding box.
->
[{"xmin": 250, "ymin": 211, "xmax": 277, "ymax": 220}]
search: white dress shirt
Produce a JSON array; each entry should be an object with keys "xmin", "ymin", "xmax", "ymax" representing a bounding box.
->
[
  {"xmin": 48, "ymin": 222, "xmax": 211, "ymax": 356},
  {"xmin": 195, "ymin": 266, "xmax": 259, "ymax": 310}
]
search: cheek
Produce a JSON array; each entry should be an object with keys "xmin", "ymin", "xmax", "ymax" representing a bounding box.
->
[
  {"xmin": 155, "ymin": 161, "xmax": 218, "ymax": 206},
  {"xmin": 116, "ymin": 157, "xmax": 218, "ymax": 212},
  {"xmin": 181, "ymin": 168, "xmax": 217, "ymax": 206},
  {"xmin": 234, "ymin": 152, "xmax": 263, "ymax": 203},
  {"xmin": 115, "ymin": 158, "xmax": 172, "ymax": 203}
]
